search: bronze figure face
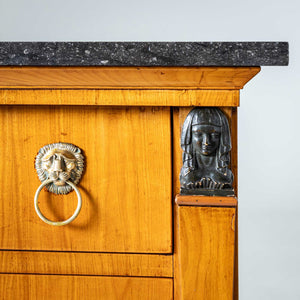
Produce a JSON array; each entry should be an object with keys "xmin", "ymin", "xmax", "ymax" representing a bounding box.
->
[
  {"xmin": 192, "ymin": 125, "xmax": 221, "ymax": 156},
  {"xmin": 180, "ymin": 107, "xmax": 234, "ymax": 196}
]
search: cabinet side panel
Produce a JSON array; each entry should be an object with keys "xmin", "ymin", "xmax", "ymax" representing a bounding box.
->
[
  {"xmin": 173, "ymin": 104, "xmax": 238, "ymax": 299},
  {"xmin": 177, "ymin": 206, "xmax": 236, "ymax": 300}
]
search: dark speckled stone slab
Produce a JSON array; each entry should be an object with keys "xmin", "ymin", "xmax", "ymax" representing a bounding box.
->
[{"xmin": 0, "ymin": 42, "xmax": 288, "ymax": 66}]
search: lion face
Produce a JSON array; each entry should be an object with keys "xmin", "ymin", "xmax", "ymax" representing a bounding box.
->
[{"xmin": 35, "ymin": 143, "xmax": 84, "ymax": 194}]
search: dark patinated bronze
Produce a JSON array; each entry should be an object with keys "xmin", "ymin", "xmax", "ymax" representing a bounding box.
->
[{"xmin": 180, "ymin": 107, "xmax": 234, "ymax": 196}]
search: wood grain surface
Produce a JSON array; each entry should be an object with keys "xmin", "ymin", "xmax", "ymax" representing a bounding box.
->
[
  {"xmin": 176, "ymin": 206, "xmax": 236, "ymax": 300},
  {"xmin": 0, "ymin": 66, "xmax": 260, "ymax": 89},
  {"xmin": 175, "ymin": 195, "xmax": 237, "ymax": 207},
  {"xmin": 0, "ymin": 251, "xmax": 172, "ymax": 277},
  {"xmin": 0, "ymin": 274, "xmax": 173, "ymax": 300},
  {"xmin": 173, "ymin": 107, "xmax": 238, "ymax": 299},
  {"xmin": 0, "ymin": 105, "xmax": 172, "ymax": 253},
  {"xmin": 0, "ymin": 89, "xmax": 239, "ymax": 107}
]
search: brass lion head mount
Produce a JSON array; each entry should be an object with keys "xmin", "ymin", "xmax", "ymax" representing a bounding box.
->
[{"xmin": 35, "ymin": 143, "xmax": 84, "ymax": 195}]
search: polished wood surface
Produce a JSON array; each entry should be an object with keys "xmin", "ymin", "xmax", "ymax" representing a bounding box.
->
[
  {"xmin": 234, "ymin": 204, "xmax": 239, "ymax": 300},
  {"xmin": 0, "ymin": 251, "xmax": 172, "ymax": 277},
  {"xmin": 172, "ymin": 107, "xmax": 238, "ymax": 299},
  {"xmin": 176, "ymin": 206, "xmax": 236, "ymax": 300},
  {"xmin": 0, "ymin": 274, "xmax": 173, "ymax": 300},
  {"xmin": 0, "ymin": 66, "xmax": 260, "ymax": 89},
  {"xmin": 172, "ymin": 107, "xmax": 192, "ymax": 196},
  {"xmin": 0, "ymin": 63, "xmax": 260, "ymax": 298},
  {"xmin": 172, "ymin": 107, "xmax": 182, "ymax": 300},
  {"xmin": 231, "ymin": 108, "xmax": 239, "ymax": 300},
  {"xmin": 176, "ymin": 195, "xmax": 237, "ymax": 207},
  {"xmin": 231, "ymin": 107, "xmax": 238, "ymax": 195},
  {"xmin": 0, "ymin": 89, "xmax": 239, "ymax": 107},
  {"xmin": 0, "ymin": 105, "xmax": 172, "ymax": 253}
]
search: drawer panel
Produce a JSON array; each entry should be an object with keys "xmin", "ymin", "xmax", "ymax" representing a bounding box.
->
[
  {"xmin": 0, "ymin": 251, "xmax": 173, "ymax": 277},
  {"xmin": 0, "ymin": 106, "xmax": 172, "ymax": 253},
  {"xmin": 0, "ymin": 274, "xmax": 173, "ymax": 300}
]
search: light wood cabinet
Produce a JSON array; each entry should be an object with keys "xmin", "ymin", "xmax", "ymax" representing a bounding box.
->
[
  {"xmin": 0, "ymin": 41, "xmax": 288, "ymax": 300},
  {"xmin": 0, "ymin": 67, "xmax": 255, "ymax": 300}
]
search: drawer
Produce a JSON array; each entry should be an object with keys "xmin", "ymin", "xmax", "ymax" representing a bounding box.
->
[
  {"xmin": 0, "ymin": 105, "xmax": 172, "ymax": 253},
  {"xmin": 0, "ymin": 274, "xmax": 173, "ymax": 300}
]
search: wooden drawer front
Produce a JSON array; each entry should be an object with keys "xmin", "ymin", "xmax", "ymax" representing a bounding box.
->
[
  {"xmin": 0, "ymin": 251, "xmax": 173, "ymax": 277},
  {"xmin": 0, "ymin": 274, "xmax": 173, "ymax": 300},
  {"xmin": 0, "ymin": 106, "xmax": 172, "ymax": 253}
]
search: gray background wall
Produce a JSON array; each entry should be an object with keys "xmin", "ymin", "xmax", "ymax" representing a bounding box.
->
[{"xmin": 0, "ymin": 0, "xmax": 298, "ymax": 299}]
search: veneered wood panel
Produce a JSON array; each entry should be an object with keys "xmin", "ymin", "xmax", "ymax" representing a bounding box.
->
[
  {"xmin": 0, "ymin": 105, "xmax": 172, "ymax": 253},
  {"xmin": 175, "ymin": 195, "xmax": 237, "ymax": 207},
  {"xmin": 0, "ymin": 274, "xmax": 173, "ymax": 300},
  {"xmin": 222, "ymin": 107, "xmax": 239, "ymax": 299},
  {"xmin": 0, "ymin": 89, "xmax": 240, "ymax": 106},
  {"xmin": 0, "ymin": 66, "xmax": 260, "ymax": 89},
  {"xmin": 231, "ymin": 107, "xmax": 239, "ymax": 300},
  {"xmin": 0, "ymin": 251, "xmax": 172, "ymax": 277},
  {"xmin": 176, "ymin": 206, "xmax": 236, "ymax": 300},
  {"xmin": 172, "ymin": 107, "xmax": 238, "ymax": 299},
  {"xmin": 172, "ymin": 107, "xmax": 182, "ymax": 300},
  {"xmin": 231, "ymin": 107, "xmax": 238, "ymax": 195},
  {"xmin": 172, "ymin": 107, "xmax": 191, "ymax": 196}
]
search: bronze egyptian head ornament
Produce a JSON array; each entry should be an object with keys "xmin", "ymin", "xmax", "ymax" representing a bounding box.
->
[{"xmin": 180, "ymin": 107, "xmax": 234, "ymax": 196}]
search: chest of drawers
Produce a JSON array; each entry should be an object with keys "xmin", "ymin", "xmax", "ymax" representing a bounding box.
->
[{"xmin": 0, "ymin": 42, "xmax": 288, "ymax": 300}]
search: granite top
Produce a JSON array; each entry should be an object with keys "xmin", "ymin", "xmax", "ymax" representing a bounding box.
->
[{"xmin": 0, "ymin": 42, "xmax": 288, "ymax": 66}]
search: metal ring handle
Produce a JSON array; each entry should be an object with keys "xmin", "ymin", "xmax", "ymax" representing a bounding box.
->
[{"xmin": 34, "ymin": 179, "xmax": 82, "ymax": 226}]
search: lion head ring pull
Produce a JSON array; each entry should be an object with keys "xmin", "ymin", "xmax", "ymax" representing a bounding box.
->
[{"xmin": 34, "ymin": 143, "xmax": 84, "ymax": 226}]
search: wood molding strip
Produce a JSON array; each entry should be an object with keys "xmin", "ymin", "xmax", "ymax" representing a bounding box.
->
[
  {"xmin": 0, "ymin": 66, "xmax": 260, "ymax": 89},
  {"xmin": 0, "ymin": 89, "xmax": 240, "ymax": 106},
  {"xmin": 175, "ymin": 195, "xmax": 237, "ymax": 207}
]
